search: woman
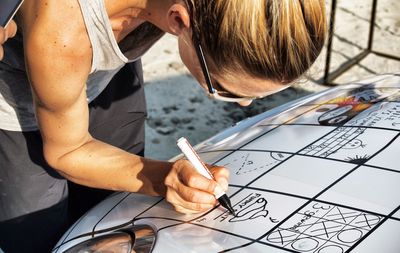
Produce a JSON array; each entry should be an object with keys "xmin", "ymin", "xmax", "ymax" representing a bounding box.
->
[{"xmin": 0, "ymin": 0, "xmax": 326, "ymax": 252}]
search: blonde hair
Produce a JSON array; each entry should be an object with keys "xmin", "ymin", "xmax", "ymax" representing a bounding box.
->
[{"xmin": 187, "ymin": 0, "xmax": 327, "ymax": 83}]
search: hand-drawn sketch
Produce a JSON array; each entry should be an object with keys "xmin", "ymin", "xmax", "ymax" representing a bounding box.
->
[
  {"xmin": 300, "ymin": 126, "xmax": 398, "ymax": 165},
  {"xmin": 53, "ymin": 74, "xmax": 400, "ymax": 253},
  {"xmin": 215, "ymin": 151, "xmax": 290, "ymax": 186},
  {"xmin": 265, "ymin": 202, "xmax": 382, "ymax": 253},
  {"xmin": 345, "ymin": 102, "xmax": 400, "ymax": 130}
]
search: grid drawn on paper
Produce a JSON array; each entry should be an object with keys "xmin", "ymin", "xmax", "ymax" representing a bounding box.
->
[
  {"xmin": 142, "ymin": 100, "xmax": 399, "ymax": 253},
  {"xmin": 53, "ymin": 83, "xmax": 400, "ymax": 253},
  {"xmin": 265, "ymin": 202, "xmax": 382, "ymax": 253},
  {"xmin": 144, "ymin": 99, "xmax": 399, "ymax": 253}
]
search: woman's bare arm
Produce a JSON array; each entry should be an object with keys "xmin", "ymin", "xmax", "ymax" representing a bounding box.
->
[{"xmin": 19, "ymin": 0, "xmax": 229, "ymax": 213}]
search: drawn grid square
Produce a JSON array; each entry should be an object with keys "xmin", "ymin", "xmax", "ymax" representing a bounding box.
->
[
  {"xmin": 350, "ymin": 219, "xmax": 400, "ymax": 253},
  {"xmin": 264, "ymin": 201, "xmax": 382, "ymax": 253},
  {"xmin": 367, "ymin": 136, "xmax": 400, "ymax": 172},
  {"xmin": 319, "ymin": 166, "xmax": 400, "ymax": 215},
  {"xmin": 215, "ymin": 150, "xmax": 291, "ymax": 186},
  {"xmin": 250, "ymin": 156, "xmax": 355, "ymax": 198},
  {"xmin": 243, "ymin": 125, "xmax": 335, "ymax": 153}
]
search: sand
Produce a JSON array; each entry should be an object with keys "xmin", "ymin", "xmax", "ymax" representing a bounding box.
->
[{"xmin": 142, "ymin": 0, "xmax": 400, "ymax": 160}]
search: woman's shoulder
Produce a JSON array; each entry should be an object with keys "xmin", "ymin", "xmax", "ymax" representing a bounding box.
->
[{"xmin": 19, "ymin": 0, "xmax": 92, "ymax": 60}]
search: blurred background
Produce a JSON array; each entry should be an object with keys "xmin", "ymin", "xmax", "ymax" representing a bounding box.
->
[{"xmin": 142, "ymin": 0, "xmax": 400, "ymax": 160}]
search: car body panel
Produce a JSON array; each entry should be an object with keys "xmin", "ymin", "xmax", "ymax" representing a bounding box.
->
[{"xmin": 53, "ymin": 74, "xmax": 400, "ymax": 253}]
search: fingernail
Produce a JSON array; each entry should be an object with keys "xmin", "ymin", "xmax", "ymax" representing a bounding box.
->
[{"xmin": 218, "ymin": 178, "xmax": 229, "ymax": 192}]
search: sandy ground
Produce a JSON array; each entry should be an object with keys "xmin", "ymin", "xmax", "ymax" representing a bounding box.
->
[{"xmin": 142, "ymin": 0, "xmax": 400, "ymax": 160}]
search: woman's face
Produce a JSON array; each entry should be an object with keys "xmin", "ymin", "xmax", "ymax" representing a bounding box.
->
[{"xmin": 177, "ymin": 30, "xmax": 288, "ymax": 106}]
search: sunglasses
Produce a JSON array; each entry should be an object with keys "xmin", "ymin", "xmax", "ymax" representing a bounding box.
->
[{"xmin": 192, "ymin": 34, "xmax": 257, "ymax": 103}]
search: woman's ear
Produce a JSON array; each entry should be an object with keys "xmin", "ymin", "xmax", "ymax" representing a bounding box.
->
[{"xmin": 166, "ymin": 4, "xmax": 191, "ymax": 36}]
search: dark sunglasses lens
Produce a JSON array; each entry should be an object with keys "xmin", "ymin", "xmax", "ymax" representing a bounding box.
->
[{"xmin": 216, "ymin": 91, "xmax": 244, "ymax": 99}]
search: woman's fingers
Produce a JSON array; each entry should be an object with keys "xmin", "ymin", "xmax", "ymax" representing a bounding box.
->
[
  {"xmin": 0, "ymin": 20, "xmax": 17, "ymax": 60},
  {"xmin": 210, "ymin": 166, "xmax": 230, "ymax": 192},
  {"xmin": 165, "ymin": 160, "xmax": 216, "ymax": 204},
  {"xmin": 6, "ymin": 20, "xmax": 18, "ymax": 38},
  {"xmin": 174, "ymin": 179, "xmax": 216, "ymax": 204},
  {"xmin": 166, "ymin": 189, "xmax": 215, "ymax": 214},
  {"xmin": 178, "ymin": 161, "xmax": 219, "ymax": 194},
  {"xmin": 0, "ymin": 27, "xmax": 5, "ymax": 59},
  {"xmin": 164, "ymin": 159, "xmax": 232, "ymax": 214}
]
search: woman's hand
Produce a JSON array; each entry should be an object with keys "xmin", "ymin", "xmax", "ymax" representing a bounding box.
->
[
  {"xmin": 0, "ymin": 20, "xmax": 17, "ymax": 60},
  {"xmin": 164, "ymin": 159, "xmax": 230, "ymax": 214}
]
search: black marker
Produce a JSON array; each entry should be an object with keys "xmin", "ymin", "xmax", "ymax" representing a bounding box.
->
[{"xmin": 177, "ymin": 137, "xmax": 236, "ymax": 216}]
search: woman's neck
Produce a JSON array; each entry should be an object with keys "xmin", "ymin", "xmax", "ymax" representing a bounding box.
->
[{"xmin": 104, "ymin": 0, "xmax": 173, "ymax": 41}]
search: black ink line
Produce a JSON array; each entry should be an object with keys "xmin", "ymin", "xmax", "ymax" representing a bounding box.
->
[
  {"xmin": 219, "ymin": 240, "xmax": 299, "ymax": 253},
  {"xmin": 337, "ymin": 206, "xmax": 348, "ymax": 223},
  {"xmin": 57, "ymin": 84, "xmax": 400, "ymax": 253},
  {"xmin": 154, "ymin": 217, "xmax": 256, "ymax": 243},
  {"xmin": 200, "ymin": 149, "xmax": 400, "ymax": 175},
  {"xmin": 218, "ymin": 128, "xmax": 399, "ymax": 252},
  {"xmin": 295, "ymin": 212, "xmax": 375, "ymax": 232},
  {"xmin": 53, "ymin": 213, "xmax": 87, "ymax": 253},
  {"xmin": 54, "ymin": 192, "xmax": 131, "ymax": 252},
  {"xmin": 229, "ymin": 185, "xmax": 311, "ymax": 201},
  {"xmin": 362, "ymin": 214, "xmax": 371, "ymax": 229},
  {"xmin": 235, "ymin": 184, "xmax": 397, "ymax": 224},
  {"xmin": 289, "ymin": 203, "xmax": 375, "ymax": 251},
  {"xmin": 228, "ymin": 198, "xmax": 269, "ymax": 223},
  {"xmin": 215, "ymin": 86, "xmax": 400, "ymax": 252},
  {"xmin": 156, "ymin": 86, "xmax": 400, "ymax": 252},
  {"xmin": 214, "ymin": 193, "xmax": 254, "ymax": 220},
  {"xmin": 250, "ymin": 164, "xmax": 363, "ymax": 246},
  {"xmin": 313, "ymin": 222, "xmax": 344, "ymax": 238},
  {"xmin": 390, "ymin": 216, "xmax": 400, "ymax": 222},
  {"xmin": 258, "ymin": 123, "xmax": 400, "ymax": 133},
  {"xmin": 289, "ymin": 132, "xmax": 400, "ymax": 252},
  {"xmin": 217, "ymin": 241, "xmax": 255, "ymax": 253},
  {"xmin": 309, "ymin": 211, "xmax": 361, "ymax": 250},
  {"xmin": 314, "ymin": 199, "xmax": 393, "ymax": 222},
  {"xmin": 269, "ymin": 204, "xmax": 337, "ymax": 249},
  {"xmin": 52, "ymin": 220, "xmax": 135, "ymax": 252},
  {"xmin": 53, "ymin": 195, "xmax": 164, "ymax": 252},
  {"xmin": 301, "ymin": 127, "xmax": 367, "ymax": 158},
  {"xmin": 207, "ymin": 100, "xmax": 331, "ymax": 169},
  {"xmin": 92, "ymin": 192, "xmax": 132, "ymax": 234},
  {"xmin": 347, "ymin": 204, "xmax": 400, "ymax": 252},
  {"xmin": 221, "ymin": 124, "xmax": 342, "ymax": 201},
  {"xmin": 55, "ymin": 215, "xmax": 196, "ymax": 252},
  {"xmin": 355, "ymin": 216, "xmax": 381, "ymax": 227},
  {"xmin": 132, "ymin": 197, "xmax": 165, "ymax": 220},
  {"xmin": 362, "ymin": 132, "xmax": 400, "ymax": 163}
]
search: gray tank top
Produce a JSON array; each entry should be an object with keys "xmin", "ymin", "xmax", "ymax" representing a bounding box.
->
[{"xmin": 0, "ymin": 0, "xmax": 163, "ymax": 131}]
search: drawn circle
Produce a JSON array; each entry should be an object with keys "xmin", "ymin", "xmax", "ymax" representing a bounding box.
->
[
  {"xmin": 360, "ymin": 214, "xmax": 380, "ymax": 226},
  {"xmin": 337, "ymin": 229, "xmax": 363, "ymax": 243},
  {"xmin": 291, "ymin": 238, "xmax": 319, "ymax": 252},
  {"xmin": 266, "ymin": 231, "xmax": 297, "ymax": 244},
  {"xmin": 328, "ymin": 115, "xmax": 348, "ymax": 125},
  {"xmin": 271, "ymin": 152, "xmax": 286, "ymax": 161},
  {"xmin": 318, "ymin": 245, "xmax": 344, "ymax": 253}
]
